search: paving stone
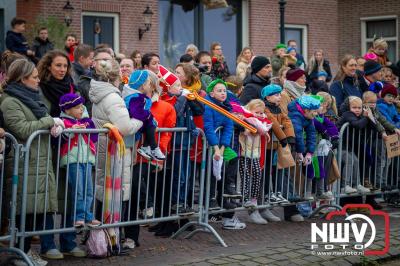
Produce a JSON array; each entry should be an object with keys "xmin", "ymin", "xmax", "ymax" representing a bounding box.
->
[
  {"xmin": 262, "ymin": 249, "xmax": 279, "ymax": 255},
  {"xmin": 229, "ymin": 255, "xmax": 250, "ymax": 260},
  {"xmin": 388, "ymin": 247, "xmax": 400, "ymax": 256},
  {"xmin": 321, "ymin": 261, "xmax": 340, "ymax": 266},
  {"xmin": 302, "ymin": 255, "xmax": 323, "ymax": 263},
  {"xmin": 284, "ymin": 252, "xmax": 302, "ymax": 259},
  {"xmin": 239, "ymin": 261, "xmax": 260, "ymax": 266},
  {"xmin": 191, "ymin": 262, "xmax": 214, "ymax": 266},
  {"xmin": 343, "ymin": 256, "xmax": 361, "ymax": 264},
  {"xmin": 268, "ymin": 254, "xmax": 288, "ymax": 261},
  {"xmin": 251, "ymin": 256, "xmax": 275, "ymax": 264},
  {"xmin": 245, "ymin": 252, "xmax": 265, "ymax": 258},
  {"xmin": 289, "ymin": 258, "xmax": 309, "ymax": 265},
  {"xmin": 207, "ymin": 259, "xmax": 230, "ymax": 265},
  {"xmin": 275, "ymin": 247, "xmax": 291, "ymax": 253},
  {"xmin": 331, "ymin": 259, "xmax": 351, "ymax": 266}
]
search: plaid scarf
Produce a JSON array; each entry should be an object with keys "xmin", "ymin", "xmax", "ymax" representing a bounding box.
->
[{"xmin": 102, "ymin": 123, "xmax": 125, "ymax": 224}]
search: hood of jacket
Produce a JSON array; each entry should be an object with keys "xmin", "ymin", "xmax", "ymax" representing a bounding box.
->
[
  {"xmin": 243, "ymin": 73, "xmax": 270, "ymax": 87},
  {"xmin": 89, "ymin": 79, "xmax": 121, "ymax": 104},
  {"xmin": 339, "ymin": 97, "xmax": 351, "ymax": 114}
]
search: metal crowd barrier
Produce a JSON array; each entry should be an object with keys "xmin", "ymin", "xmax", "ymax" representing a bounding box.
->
[{"xmin": 335, "ymin": 122, "xmax": 399, "ymax": 203}]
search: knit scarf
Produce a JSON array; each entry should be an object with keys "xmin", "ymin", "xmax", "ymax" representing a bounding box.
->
[
  {"xmin": 4, "ymin": 82, "xmax": 49, "ymax": 119},
  {"xmin": 184, "ymin": 80, "xmax": 202, "ymax": 94},
  {"xmin": 103, "ymin": 123, "xmax": 125, "ymax": 224},
  {"xmin": 40, "ymin": 76, "xmax": 74, "ymax": 117},
  {"xmin": 284, "ymin": 80, "xmax": 306, "ymax": 99}
]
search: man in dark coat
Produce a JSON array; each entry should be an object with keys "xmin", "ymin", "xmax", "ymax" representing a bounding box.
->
[
  {"xmin": 32, "ymin": 27, "xmax": 54, "ymax": 60},
  {"xmin": 239, "ymin": 56, "xmax": 272, "ymax": 105},
  {"xmin": 5, "ymin": 18, "xmax": 35, "ymax": 59}
]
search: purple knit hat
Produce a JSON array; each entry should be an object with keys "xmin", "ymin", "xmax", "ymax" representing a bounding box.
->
[{"xmin": 59, "ymin": 93, "xmax": 84, "ymax": 112}]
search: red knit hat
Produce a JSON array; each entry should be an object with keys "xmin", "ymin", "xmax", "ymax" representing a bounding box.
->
[
  {"xmin": 381, "ymin": 83, "xmax": 398, "ymax": 98},
  {"xmin": 286, "ymin": 67, "xmax": 305, "ymax": 82},
  {"xmin": 158, "ymin": 65, "xmax": 179, "ymax": 92}
]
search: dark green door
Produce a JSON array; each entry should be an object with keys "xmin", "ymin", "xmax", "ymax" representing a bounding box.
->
[{"xmin": 82, "ymin": 15, "xmax": 114, "ymax": 49}]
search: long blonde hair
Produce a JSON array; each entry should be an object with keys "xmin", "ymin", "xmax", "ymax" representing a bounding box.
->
[
  {"xmin": 236, "ymin": 47, "xmax": 253, "ymax": 64},
  {"xmin": 306, "ymin": 49, "xmax": 324, "ymax": 75},
  {"xmin": 317, "ymin": 91, "xmax": 338, "ymax": 116}
]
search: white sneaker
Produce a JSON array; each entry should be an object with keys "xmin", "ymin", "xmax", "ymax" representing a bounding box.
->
[
  {"xmin": 122, "ymin": 238, "xmax": 136, "ymax": 249},
  {"xmin": 248, "ymin": 210, "xmax": 268, "ymax": 225},
  {"xmin": 305, "ymin": 192, "xmax": 314, "ymax": 201},
  {"xmin": 260, "ymin": 208, "xmax": 281, "ymax": 222},
  {"xmin": 222, "ymin": 216, "xmax": 246, "ymax": 230},
  {"xmin": 243, "ymin": 199, "xmax": 257, "ymax": 208},
  {"xmin": 41, "ymin": 249, "xmax": 64, "ymax": 260},
  {"xmin": 357, "ymin": 185, "xmax": 371, "ymax": 194},
  {"xmin": 138, "ymin": 146, "xmax": 152, "ymax": 160},
  {"xmin": 290, "ymin": 214, "xmax": 304, "ymax": 222},
  {"xmin": 151, "ymin": 147, "xmax": 166, "ymax": 161},
  {"xmin": 343, "ymin": 185, "xmax": 357, "ymax": 194},
  {"xmin": 318, "ymin": 192, "xmax": 334, "ymax": 200},
  {"xmin": 276, "ymin": 192, "xmax": 289, "ymax": 203},
  {"xmin": 23, "ymin": 249, "xmax": 48, "ymax": 266},
  {"xmin": 324, "ymin": 191, "xmax": 334, "ymax": 198}
]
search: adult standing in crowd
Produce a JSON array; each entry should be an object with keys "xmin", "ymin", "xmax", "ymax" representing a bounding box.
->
[
  {"xmin": 142, "ymin": 52, "xmax": 160, "ymax": 74},
  {"xmin": 280, "ymin": 66, "xmax": 307, "ymax": 114},
  {"xmin": 38, "ymin": 50, "xmax": 75, "ymax": 117},
  {"xmin": 236, "ymin": 47, "xmax": 253, "ymax": 81},
  {"xmin": 329, "ymin": 54, "xmax": 362, "ymax": 111},
  {"xmin": 130, "ymin": 50, "xmax": 142, "ymax": 70},
  {"xmin": 185, "ymin": 44, "xmax": 199, "ymax": 59},
  {"xmin": 120, "ymin": 57, "xmax": 135, "ymax": 87},
  {"xmin": 71, "ymin": 44, "xmax": 94, "ymax": 85},
  {"xmin": 287, "ymin": 40, "xmax": 305, "ymax": 69},
  {"xmin": 306, "ymin": 49, "xmax": 332, "ymax": 84},
  {"xmin": 195, "ymin": 51, "xmax": 213, "ymax": 91},
  {"xmin": 209, "ymin": 42, "xmax": 230, "ymax": 80},
  {"xmin": 271, "ymin": 43, "xmax": 287, "ymax": 77},
  {"xmin": 358, "ymin": 60, "xmax": 383, "ymax": 93},
  {"xmin": 32, "ymin": 27, "xmax": 54, "ymax": 60},
  {"xmin": 1, "ymin": 59, "xmax": 84, "ymax": 265},
  {"xmin": 240, "ymin": 56, "xmax": 272, "ymax": 105},
  {"xmin": 64, "ymin": 34, "xmax": 78, "ymax": 63}
]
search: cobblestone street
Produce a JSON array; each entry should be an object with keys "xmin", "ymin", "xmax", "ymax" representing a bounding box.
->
[{"xmin": 47, "ymin": 206, "xmax": 400, "ymax": 265}]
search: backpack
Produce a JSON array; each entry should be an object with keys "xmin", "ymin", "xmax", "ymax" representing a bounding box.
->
[{"xmin": 85, "ymin": 228, "xmax": 121, "ymax": 258}]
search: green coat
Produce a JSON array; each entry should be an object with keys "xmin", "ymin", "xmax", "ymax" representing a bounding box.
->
[{"xmin": 0, "ymin": 93, "xmax": 58, "ymax": 214}]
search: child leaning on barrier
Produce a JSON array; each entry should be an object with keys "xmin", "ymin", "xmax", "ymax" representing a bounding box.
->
[
  {"xmin": 362, "ymin": 91, "xmax": 400, "ymax": 191},
  {"xmin": 336, "ymin": 96, "xmax": 370, "ymax": 194},
  {"xmin": 238, "ymin": 100, "xmax": 271, "ymax": 218},
  {"xmin": 305, "ymin": 93, "xmax": 339, "ymax": 201},
  {"xmin": 58, "ymin": 93, "xmax": 101, "ymax": 228},
  {"xmin": 203, "ymin": 79, "xmax": 235, "ymax": 209},
  {"xmin": 377, "ymin": 83, "xmax": 400, "ymax": 128}
]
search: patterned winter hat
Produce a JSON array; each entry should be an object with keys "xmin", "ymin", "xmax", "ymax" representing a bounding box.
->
[
  {"xmin": 297, "ymin": 95, "xmax": 321, "ymax": 110},
  {"xmin": 128, "ymin": 70, "xmax": 149, "ymax": 90},
  {"xmin": 261, "ymin": 84, "xmax": 282, "ymax": 98},
  {"xmin": 59, "ymin": 93, "xmax": 84, "ymax": 112}
]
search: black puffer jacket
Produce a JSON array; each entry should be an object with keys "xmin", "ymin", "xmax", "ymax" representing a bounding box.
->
[
  {"xmin": 239, "ymin": 73, "xmax": 270, "ymax": 105},
  {"xmin": 32, "ymin": 37, "xmax": 54, "ymax": 59}
]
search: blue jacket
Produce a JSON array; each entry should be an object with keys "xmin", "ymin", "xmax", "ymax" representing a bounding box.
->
[
  {"xmin": 287, "ymin": 101, "xmax": 317, "ymax": 154},
  {"xmin": 377, "ymin": 99, "xmax": 400, "ymax": 128},
  {"xmin": 6, "ymin": 31, "xmax": 29, "ymax": 55},
  {"xmin": 203, "ymin": 95, "xmax": 234, "ymax": 147},
  {"xmin": 329, "ymin": 76, "xmax": 362, "ymax": 112}
]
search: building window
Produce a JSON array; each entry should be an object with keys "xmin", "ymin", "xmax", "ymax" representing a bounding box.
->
[
  {"xmin": 285, "ymin": 24, "xmax": 308, "ymax": 61},
  {"xmin": 158, "ymin": 0, "xmax": 242, "ymax": 72},
  {"xmin": 361, "ymin": 16, "xmax": 398, "ymax": 63}
]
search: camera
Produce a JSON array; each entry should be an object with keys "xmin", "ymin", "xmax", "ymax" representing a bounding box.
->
[{"xmin": 194, "ymin": 63, "xmax": 209, "ymax": 74}]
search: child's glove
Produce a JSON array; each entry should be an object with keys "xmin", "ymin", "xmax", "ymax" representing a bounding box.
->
[
  {"xmin": 53, "ymin": 118, "xmax": 65, "ymax": 128},
  {"xmin": 181, "ymin": 89, "xmax": 191, "ymax": 97},
  {"xmin": 295, "ymin": 153, "xmax": 304, "ymax": 163},
  {"xmin": 279, "ymin": 138, "xmax": 288, "ymax": 148},
  {"xmin": 50, "ymin": 125, "xmax": 63, "ymax": 137},
  {"xmin": 304, "ymin": 153, "xmax": 313, "ymax": 165}
]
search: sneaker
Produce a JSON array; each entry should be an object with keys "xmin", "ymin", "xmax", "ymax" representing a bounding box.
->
[
  {"xmin": 18, "ymin": 250, "xmax": 48, "ymax": 266},
  {"xmin": 357, "ymin": 185, "xmax": 371, "ymax": 194},
  {"xmin": 122, "ymin": 238, "xmax": 136, "ymax": 250},
  {"xmin": 260, "ymin": 208, "xmax": 281, "ymax": 222},
  {"xmin": 290, "ymin": 214, "xmax": 304, "ymax": 222},
  {"xmin": 276, "ymin": 192, "xmax": 289, "ymax": 203},
  {"xmin": 304, "ymin": 192, "xmax": 314, "ymax": 201},
  {"xmin": 317, "ymin": 192, "xmax": 334, "ymax": 200},
  {"xmin": 41, "ymin": 249, "xmax": 64, "ymax": 260},
  {"xmin": 248, "ymin": 210, "xmax": 268, "ymax": 225},
  {"xmin": 151, "ymin": 147, "xmax": 166, "ymax": 161},
  {"xmin": 63, "ymin": 247, "xmax": 86, "ymax": 258},
  {"xmin": 223, "ymin": 184, "xmax": 242, "ymax": 198},
  {"xmin": 86, "ymin": 219, "xmax": 101, "ymax": 228},
  {"xmin": 343, "ymin": 185, "xmax": 357, "ymax": 194},
  {"xmin": 74, "ymin": 220, "xmax": 84, "ymax": 228},
  {"xmin": 209, "ymin": 198, "xmax": 220, "ymax": 210},
  {"xmin": 244, "ymin": 199, "xmax": 257, "ymax": 209},
  {"xmin": 222, "ymin": 216, "xmax": 246, "ymax": 230},
  {"xmin": 324, "ymin": 191, "xmax": 334, "ymax": 198},
  {"xmin": 137, "ymin": 146, "xmax": 152, "ymax": 160},
  {"xmin": 265, "ymin": 193, "xmax": 280, "ymax": 204}
]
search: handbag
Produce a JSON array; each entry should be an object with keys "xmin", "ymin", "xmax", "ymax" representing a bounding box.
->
[{"xmin": 277, "ymin": 144, "xmax": 295, "ymax": 169}]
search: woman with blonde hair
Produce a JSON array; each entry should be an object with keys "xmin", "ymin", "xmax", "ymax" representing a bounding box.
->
[
  {"xmin": 306, "ymin": 49, "xmax": 332, "ymax": 84},
  {"xmin": 236, "ymin": 47, "xmax": 253, "ymax": 81}
]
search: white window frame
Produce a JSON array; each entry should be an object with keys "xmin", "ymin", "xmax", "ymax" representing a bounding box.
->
[
  {"xmin": 360, "ymin": 15, "xmax": 398, "ymax": 60},
  {"xmin": 81, "ymin": 12, "xmax": 120, "ymax": 53},
  {"xmin": 285, "ymin": 24, "xmax": 308, "ymax": 61}
]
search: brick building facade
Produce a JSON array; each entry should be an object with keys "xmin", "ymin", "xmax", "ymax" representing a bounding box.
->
[{"xmin": 0, "ymin": 0, "xmax": 399, "ymax": 72}]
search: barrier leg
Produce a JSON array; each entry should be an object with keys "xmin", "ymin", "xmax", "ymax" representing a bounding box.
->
[{"xmin": 0, "ymin": 247, "xmax": 34, "ymax": 266}]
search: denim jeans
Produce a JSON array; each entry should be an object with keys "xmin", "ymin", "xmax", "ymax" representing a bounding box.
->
[
  {"xmin": 67, "ymin": 163, "xmax": 94, "ymax": 222},
  {"xmin": 172, "ymin": 151, "xmax": 191, "ymax": 205}
]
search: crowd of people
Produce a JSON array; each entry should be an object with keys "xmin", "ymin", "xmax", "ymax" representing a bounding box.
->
[{"xmin": 1, "ymin": 17, "xmax": 400, "ymax": 265}]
